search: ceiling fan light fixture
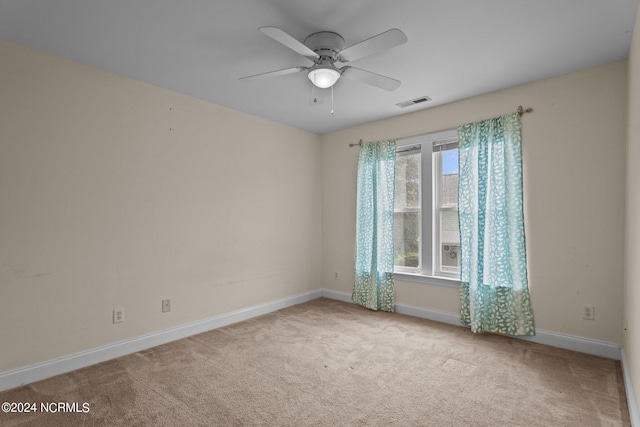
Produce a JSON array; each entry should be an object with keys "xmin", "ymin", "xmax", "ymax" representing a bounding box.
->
[{"xmin": 308, "ymin": 67, "xmax": 341, "ymax": 88}]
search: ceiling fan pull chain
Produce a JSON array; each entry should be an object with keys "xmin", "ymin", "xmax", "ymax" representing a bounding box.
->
[
  {"xmin": 331, "ymin": 85, "xmax": 334, "ymax": 115},
  {"xmin": 313, "ymin": 72, "xmax": 319, "ymax": 103}
]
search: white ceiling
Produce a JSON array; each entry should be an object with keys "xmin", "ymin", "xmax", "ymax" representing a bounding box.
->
[{"xmin": 1, "ymin": 0, "xmax": 638, "ymax": 134}]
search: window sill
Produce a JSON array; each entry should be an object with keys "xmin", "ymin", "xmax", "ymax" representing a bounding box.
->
[{"xmin": 393, "ymin": 272, "xmax": 460, "ymax": 288}]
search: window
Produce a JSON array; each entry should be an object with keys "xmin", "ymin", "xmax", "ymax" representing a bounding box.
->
[{"xmin": 393, "ymin": 129, "xmax": 460, "ymax": 284}]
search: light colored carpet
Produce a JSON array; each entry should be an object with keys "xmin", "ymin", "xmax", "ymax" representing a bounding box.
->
[{"xmin": 0, "ymin": 298, "xmax": 630, "ymax": 426}]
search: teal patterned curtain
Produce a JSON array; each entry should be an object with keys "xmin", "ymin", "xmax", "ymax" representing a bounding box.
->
[
  {"xmin": 458, "ymin": 113, "xmax": 535, "ymax": 336},
  {"xmin": 353, "ymin": 139, "xmax": 396, "ymax": 312}
]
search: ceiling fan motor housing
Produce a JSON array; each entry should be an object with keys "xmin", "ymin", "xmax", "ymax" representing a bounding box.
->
[
  {"xmin": 241, "ymin": 26, "xmax": 405, "ymax": 92},
  {"xmin": 304, "ymin": 31, "xmax": 345, "ymax": 62}
]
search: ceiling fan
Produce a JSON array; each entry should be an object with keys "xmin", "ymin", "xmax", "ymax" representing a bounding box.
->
[{"xmin": 239, "ymin": 27, "xmax": 408, "ymax": 92}]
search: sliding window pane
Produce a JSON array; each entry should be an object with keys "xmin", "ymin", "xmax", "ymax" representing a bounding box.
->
[
  {"xmin": 440, "ymin": 210, "xmax": 460, "ymax": 274},
  {"xmin": 440, "ymin": 149, "xmax": 458, "ymax": 207},
  {"xmin": 436, "ymin": 148, "xmax": 460, "ymax": 275},
  {"xmin": 395, "ymin": 152, "xmax": 421, "ymax": 210},
  {"xmin": 440, "ymin": 210, "xmax": 460, "ymax": 246},
  {"xmin": 394, "ymin": 212, "xmax": 420, "ymax": 268}
]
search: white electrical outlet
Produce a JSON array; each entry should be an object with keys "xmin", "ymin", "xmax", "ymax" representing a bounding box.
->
[
  {"xmin": 583, "ymin": 305, "xmax": 595, "ymax": 320},
  {"xmin": 162, "ymin": 299, "xmax": 171, "ymax": 313},
  {"xmin": 113, "ymin": 308, "xmax": 124, "ymax": 324}
]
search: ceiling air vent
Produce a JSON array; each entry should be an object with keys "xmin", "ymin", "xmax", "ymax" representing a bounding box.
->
[{"xmin": 396, "ymin": 95, "xmax": 432, "ymax": 108}]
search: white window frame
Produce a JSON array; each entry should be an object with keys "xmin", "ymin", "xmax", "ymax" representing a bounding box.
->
[{"xmin": 394, "ymin": 129, "xmax": 460, "ymax": 288}]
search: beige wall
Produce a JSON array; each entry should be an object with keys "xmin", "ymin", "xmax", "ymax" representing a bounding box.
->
[
  {"xmin": 624, "ymin": 3, "xmax": 640, "ymax": 415},
  {"xmin": 0, "ymin": 40, "xmax": 322, "ymax": 372},
  {"xmin": 321, "ymin": 60, "xmax": 628, "ymax": 343}
]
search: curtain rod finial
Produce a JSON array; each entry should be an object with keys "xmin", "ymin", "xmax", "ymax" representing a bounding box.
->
[{"xmin": 517, "ymin": 106, "xmax": 533, "ymax": 116}]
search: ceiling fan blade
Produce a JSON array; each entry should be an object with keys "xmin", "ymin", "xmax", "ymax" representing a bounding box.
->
[
  {"xmin": 238, "ymin": 66, "xmax": 307, "ymax": 82},
  {"xmin": 338, "ymin": 29, "xmax": 407, "ymax": 63},
  {"xmin": 341, "ymin": 67, "xmax": 401, "ymax": 91},
  {"xmin": 259, "ymin": 27, "xmax": 319, "ymax": 61}
]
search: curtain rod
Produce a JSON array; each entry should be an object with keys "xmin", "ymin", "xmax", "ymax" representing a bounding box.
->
[{"xmin": 348, "ymin": 105, "xmax": 533, "ymax": 147}]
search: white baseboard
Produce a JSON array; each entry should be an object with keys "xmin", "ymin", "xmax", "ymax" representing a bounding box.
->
[
  {"xmin": 622, "ymin": 349, "xmax": 640, "ymax": 427},
  {"xmin": 395, "ymin": 301, "xmax": 464, "ymax": 327},
  {"xmin": 321, "ymin": 288, "xmax": 353, "ymax": 303},
  {"xmin": 320, "ymin": 289, "xmax": 622, "ymax": 360},
  {"xmin": 517, "ymin": 328, "xmax": 622, "ymax": 360},
  {"xmin": 0, "ymin": 289, "xmax": 322, "ymax": 393}
]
